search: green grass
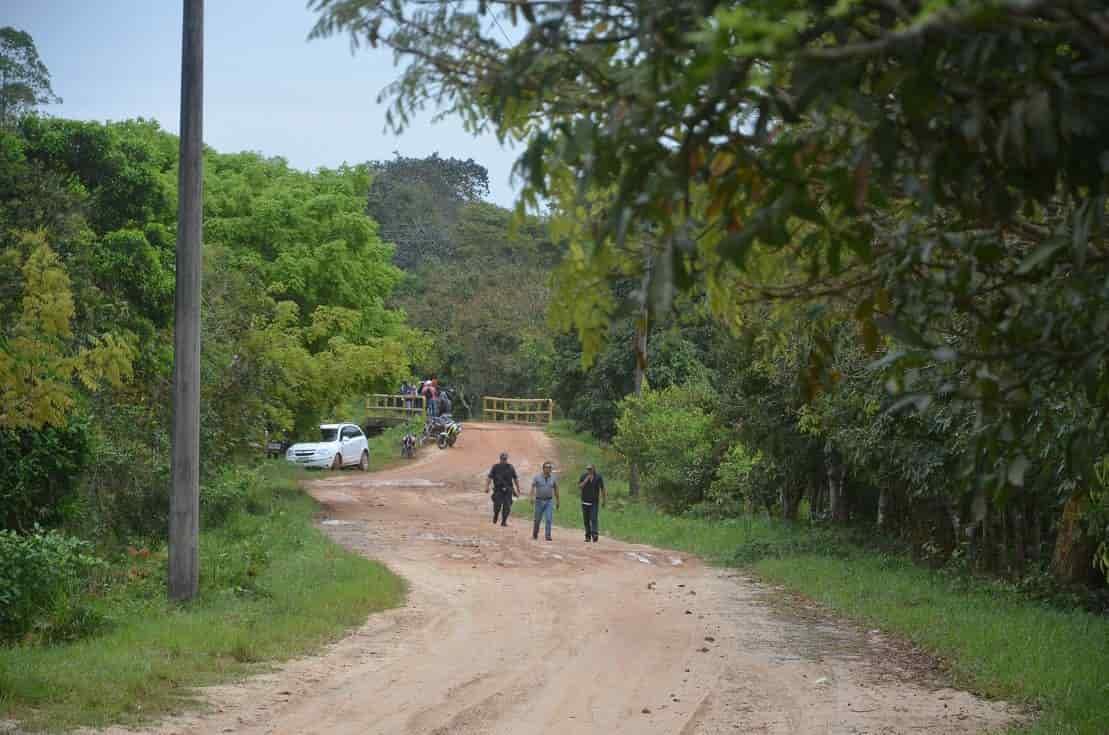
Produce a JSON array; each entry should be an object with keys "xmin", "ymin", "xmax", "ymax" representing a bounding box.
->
[
  {"xmin": 537, "ymin": 421, "xmax": 1109, "ymax": 735},
  {"xmin": 0, "ymin": 463, "xmax": 405, "ymax": 731},
  {"xmin": 366, "ymin": 419, "xmax": 423, "ymax": 471}
]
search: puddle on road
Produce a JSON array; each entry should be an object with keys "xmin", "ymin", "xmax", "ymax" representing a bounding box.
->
[
  {"xmin": 366, "ymin": 479, "xmax": 446, "ymax": 488},
  {"xmin": 416, "ymin": 532, "xmax": 491, "ymax": 548}
]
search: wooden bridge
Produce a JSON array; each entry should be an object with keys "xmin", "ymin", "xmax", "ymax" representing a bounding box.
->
[
  {"xmin": 362, "ymin": 394, "xmax": 426, "ymax": 433},
  {"xmin": 481, "ymin": 396, "xmax": 554, "ymax": 425}
]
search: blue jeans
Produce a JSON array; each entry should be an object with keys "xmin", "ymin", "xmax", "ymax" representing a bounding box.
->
[{"xmin": 533, "ymin": 498, "xmax": 554, "ymax": 539}]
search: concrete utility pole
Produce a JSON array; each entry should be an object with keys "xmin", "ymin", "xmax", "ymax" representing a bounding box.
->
[{"xmin": 169, "ymin": 0, "xmax": 204, "ymax": 601}]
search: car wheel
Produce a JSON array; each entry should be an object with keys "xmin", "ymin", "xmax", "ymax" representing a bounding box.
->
[
  {"xmin": 331, "ymin": 453, "xmax": 342, "ymax": 471},
  {"xmin": 359, "ymin": 450, "xmax": 369, "ymax": 471}
]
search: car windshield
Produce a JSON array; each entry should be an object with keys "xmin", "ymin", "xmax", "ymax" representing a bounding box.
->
[{"xmin": 320, "ymin": 428, "xmax": 338, "ymax": 442}]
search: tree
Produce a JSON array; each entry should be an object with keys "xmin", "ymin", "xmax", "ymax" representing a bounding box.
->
[
  {"xmin": 391, "ymin": 199, "xmax": 557, "ymax": 406},
  {"xmin": 312, "ymin": 0, "xmax": 1109, "ymax": 584},
  {"xmin": 0, "ymin": 27, "xmax": 60, "ymax": 126},
  {"xmin": 0, "ymin": 232, "xmax": 134, "ymax": 431},
  {"xmin": 367, "ymin": 153, "xmax": 489, "ymax": 269}
]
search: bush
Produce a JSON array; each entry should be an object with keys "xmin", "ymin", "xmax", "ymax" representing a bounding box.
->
[
  {"xmin": 0, "ymin": 528, "xmax": 105, "ymax": 644},
  {"xmin": 614, "ymin": 384, "xmax": 717, "ymax": 511},
  {"xmin": 0, "ymin": 422, "xmax": 91, "ymax": 532},
  {"xmin": 201, "ymin": 465, "xmax": 264, "ymax": 526},
  {"xmin": 707, "ymin": 443, "xmax": 770, "ymax": 514},
  {"xmin": 78, "ymin": 410, "xmax": 171, "ymax": 543}
]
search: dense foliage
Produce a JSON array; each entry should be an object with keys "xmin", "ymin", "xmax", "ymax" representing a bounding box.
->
[
  {"xmin": 0, "ymin": 528, "xmax": 103, "ymax": 643},
  {"xmin": 367, "ymin": 152, "xmax": 489, "ymax": 270},
  {"xmin": 313, "ymin": 0, "xmax": 1109, "ymax": 589},
  {"xmin": 377, "ymin": 154, "xmax": 559, "ymax": 407},
  {"xmin": 0, "ymin": 29, "xmax": 427, "ymax": 643},
  {"xmin": 0, "ymin": 113, "xmax": 419, "ymax": 543}
]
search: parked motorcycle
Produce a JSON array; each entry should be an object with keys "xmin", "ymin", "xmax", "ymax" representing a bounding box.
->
[
  {"xmin": 437, "ymin": 419, "xmax": 462, "ymax": 449},
  {"xmin": 401, "ymin": 432, "xmax": 417, "ymax": 458},
  {"xmin": 422, "ymin": 414, "xmax": 453, "ymax": 443}
]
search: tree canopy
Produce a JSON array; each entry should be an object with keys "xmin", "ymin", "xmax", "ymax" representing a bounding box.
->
[
  {"xmin": 0, "ymin": 27, "xmax": 59, "ymax": 126},
  {"xmin": 312, "ymin": 0, "xmax": 1109, "ymax": 584}
]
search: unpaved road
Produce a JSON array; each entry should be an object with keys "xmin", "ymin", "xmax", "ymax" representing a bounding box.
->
[{"xmin": 117, "ymin": 423, "xmax": 1020, "ymax": 735}]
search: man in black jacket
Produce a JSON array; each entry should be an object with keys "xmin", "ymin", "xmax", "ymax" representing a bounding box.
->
[
  {"xmin": 578, "ymin": 464, "xmax": 606, "ymax": 542},
  {"xmin": 485, "ymin": 452, "xmax": 520, "ymax": 526}
]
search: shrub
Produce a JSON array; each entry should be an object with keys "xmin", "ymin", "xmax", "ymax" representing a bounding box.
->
[
  {"xmin": 78, "ymin": 411, "xmax": 171, "ymax": 542},
  {"xmin": 614, "ymin": 384, "xmax": 717, "ymax": 511},
  {"xmin": 0, "ymin": 422, "xmax": 91, "ymax": 532},
  {"xmin": 707, "ymin": 443, "xmax": 768, "ymax": 514},
  {"xmin": 0, "ymin": 528, "xmax": 105, "ymax": 643},
  {"xmin": 201, "ymin": 465, "xmax": 264, "ymax": 526}
]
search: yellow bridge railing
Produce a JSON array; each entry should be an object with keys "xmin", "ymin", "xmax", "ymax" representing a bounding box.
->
[
  {"xmin": 366, "ymin": 393, "xmax": 426, "ymax": 419},
  {"xmin": 482, "ymin": 396, "xmax": 554, "ymax": 425}
]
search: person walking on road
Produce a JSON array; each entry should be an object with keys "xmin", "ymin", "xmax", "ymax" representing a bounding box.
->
[
  {"xmin": 531, "ymin": 461, "xmax": 560, "ymax": 541},
  {"xmin": 578, "ymin": 464, "xmax": 606, "ymax": 542},
  {"xmin": 486, "ymin": 452, "xmax": 520, "ymax": 526}
]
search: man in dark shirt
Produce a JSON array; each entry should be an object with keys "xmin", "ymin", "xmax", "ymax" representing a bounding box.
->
[
  {"xmin": 485, "ymin": 452, "xmax": 520, "ymax": 526},
  {"xmin": 578, "ymin": 464, "xmax": 606, "ymax": 542}
]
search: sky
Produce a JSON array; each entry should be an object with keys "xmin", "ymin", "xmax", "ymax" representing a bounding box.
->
[{"xmin": 5, "ymin": 0, "xmax": 521, "ymax": 207}]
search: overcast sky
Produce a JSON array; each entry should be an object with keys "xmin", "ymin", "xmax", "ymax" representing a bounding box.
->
[{"xmin": 6, "ymin": 1, "xmax": 521, "ymax": 207}]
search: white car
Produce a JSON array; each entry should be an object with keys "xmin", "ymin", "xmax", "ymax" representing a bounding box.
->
[{"xmin": 285, "ymin": 423, "xmax": 370, "ymax": 471}]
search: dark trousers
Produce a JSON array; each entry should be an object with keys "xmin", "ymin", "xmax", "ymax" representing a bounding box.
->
[
  {"xmin": 582, "ymin": 502, "xmax": 599, "ymax": 539},
  {"xmin": 493, "ymin": 491, "xmax": 513, "ymax": 524}
]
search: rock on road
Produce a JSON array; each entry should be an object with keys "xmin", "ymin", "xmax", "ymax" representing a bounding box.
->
[{"xmin": 117, "ymin": 423, "xmax": 1019, "ymax": 735}]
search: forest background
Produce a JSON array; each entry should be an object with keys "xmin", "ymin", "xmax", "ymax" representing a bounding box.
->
[{"xmin": 3, "ymin": 0, "xmax": 1109, "ymax": 661}]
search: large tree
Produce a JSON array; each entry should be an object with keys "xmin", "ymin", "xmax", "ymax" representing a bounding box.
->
[
  {"xmin": 0, "ymin": 27, "xmax": 59, "ymax": 126},
  {"xmin": 367, "ymin": 152, "xmax": 489, "ymax": 269}
]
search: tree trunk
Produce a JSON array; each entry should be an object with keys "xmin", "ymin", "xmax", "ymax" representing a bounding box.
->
[
  {"xmin": 946, "ymin": 496, "xmax": 962, "ymax": 547},
  {"xmin": 999, "ymin": 506, "xmax": 1012, "ymax": 576},
  {"xmin": 781, "ymin": 484, "xmax": 801, "ymax": 522},
  {"xmin": 876, "ymin": 485, "xmax": 891, "ymax": 530},
  {"xmin": 627, "ymin": 258, "xmax": 650, "ymax": 499},
  {"xmin": 1051, "ymin": 492, "xmax": 1097, "ymax": 585},
  {"xmin": 828, "ymin": 451, "xmax": 848, "ymax": 523},
  {"xmin": 809, "ymin": 481, "xmax": 826, "ymax": 521},
  {"xmin": 967, "ymin": 486, "xmax": 989, "ymax": 571},
  {"xmin": 1010, "ymin": 505, "xmax": 1026, "ymax": 574},
  {"xmin": 1029, "ymin": 504, "xmax": 1042, "ymax": 564}
]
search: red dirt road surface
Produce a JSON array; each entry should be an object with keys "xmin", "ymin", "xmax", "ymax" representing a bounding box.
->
[{"xmin": 115, "ymin": 423, "xmax": 1020, "ymax": 735}]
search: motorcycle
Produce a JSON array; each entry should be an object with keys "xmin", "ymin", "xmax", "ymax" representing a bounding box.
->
[
  {"xmin": 437, "ymin": 419, "xmax": 462, "ymax": 449},
  {"xmin": 422, "ymin": 414, "xmax": 454, "ymax": 444},
  {"xmin": 401, "ymin": 432, "xmax": 417, "ymax": 458}
]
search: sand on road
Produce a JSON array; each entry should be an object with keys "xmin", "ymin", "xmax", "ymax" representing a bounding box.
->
[{"xmin": 115, "ymin": 423, "xmax": 1020, "ymax": 735}]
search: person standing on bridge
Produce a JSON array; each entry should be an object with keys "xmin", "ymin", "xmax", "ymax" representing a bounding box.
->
[
  {"xmin": 531, "ymin": 461, "xmax": 560, "ymax": 541},
  {"xmin": 486, "ymin": 452, "xmax": 520, "ymax": 526},
  {"xmin": 578, "ymin": 464, "xmax": 606, "ymax": 542},
  {"xmin": 422, "ymin": 379, "xmax": 438, "ymax": 416},
  {"xmin": 439, "ymin": 390, "xmax": 453, "ymax": 417}
]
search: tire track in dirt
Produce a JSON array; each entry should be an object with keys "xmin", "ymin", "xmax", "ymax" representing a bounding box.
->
[{"xmin": 98, "ymin": 423, "xmax": 1022, "ymax": 735}]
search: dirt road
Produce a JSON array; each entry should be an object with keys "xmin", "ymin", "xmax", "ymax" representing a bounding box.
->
[{"xmin": 132, "ymin": 423, "xmax": 1019, "ymax": 735}]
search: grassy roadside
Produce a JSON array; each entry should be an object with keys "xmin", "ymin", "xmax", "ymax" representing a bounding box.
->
[
  {"xmin": 532, "ymin": 421, "xmax": 1109, "ymax": 735},
  {"xmin": 366, "ymin": 419, "xmax": 422, "ymax": 471},
  {"xmin": 0, "ymin": 463, "xmax": 404, "ymax": 731}
]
